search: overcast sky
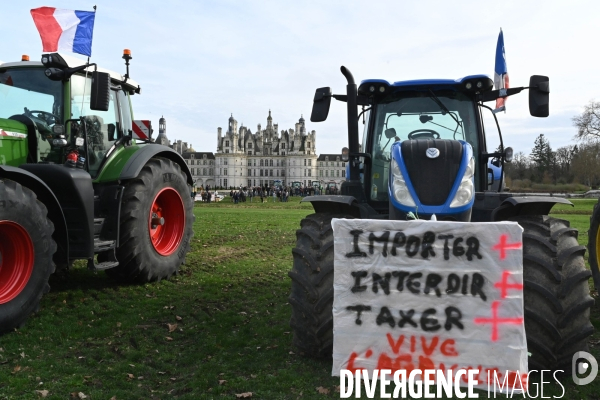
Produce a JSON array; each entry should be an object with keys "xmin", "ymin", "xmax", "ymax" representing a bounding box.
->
[{"xmin": 4, "ymin": 1, "xmax": 599, "ymax": 156}]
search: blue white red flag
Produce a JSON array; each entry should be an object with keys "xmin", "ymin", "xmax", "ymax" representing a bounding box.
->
[
  {"xmin": 31, "ymin": 7, "xmax": 95, "ymax": 57},
  {"xmin": 494, "ymin": 29, "xmax": 509, "ymax": 111}
]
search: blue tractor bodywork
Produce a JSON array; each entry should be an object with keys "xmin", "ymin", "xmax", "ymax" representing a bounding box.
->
[{"xmin": 388, "ymin": 140, "xmax": 474, "ymax": 221}]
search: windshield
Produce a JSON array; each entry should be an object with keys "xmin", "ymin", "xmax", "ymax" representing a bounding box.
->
[
  {"xmin": 369, "ymin": 90, "xmax": 479, "ymax": 202},
  {"xmin": 373, "ymin": 90, "xmax": 478, "ymax": 155},
  {"xmin": 0, "ymin": 67, "xmax": 63, "ymax": 125}
]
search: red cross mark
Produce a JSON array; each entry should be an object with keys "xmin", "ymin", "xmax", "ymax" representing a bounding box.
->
[
  {"xmin": 473, "ymin": 301, "xmax": 524, "ymax": 342},
  {"xmin": 492, "ymin": 234, "xmax": 522, "ymax": 260},
  {"xmin": 494, "ymin": 270, "xmax": 524, "ymax": 298}
]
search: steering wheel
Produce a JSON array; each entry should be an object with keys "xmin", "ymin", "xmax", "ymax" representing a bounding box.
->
[
  {"xmin": 407, "ymin": 129, "xmax": 440, "ymax": 140},
  {"xmin": 25, "ymin": 109, "xmax": 60, "ymax": 125}
]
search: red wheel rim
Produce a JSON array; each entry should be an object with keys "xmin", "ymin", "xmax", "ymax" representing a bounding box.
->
[
  {"xmin": 0, "ymin": 221, "xmax": 34, "ymax": 304},
  {"xmin": 148, "ymin": 187, "xmax": 185, "ymax": 256}
]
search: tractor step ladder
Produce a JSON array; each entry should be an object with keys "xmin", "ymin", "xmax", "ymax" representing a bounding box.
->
[{"xmin": 88, "ymin": 241, "xmax": 120, "ymax": 271}]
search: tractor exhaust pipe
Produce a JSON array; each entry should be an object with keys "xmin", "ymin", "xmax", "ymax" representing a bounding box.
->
[{"xmin": 341, "ymin": 66, "xmax": 360, "ymax": 181}]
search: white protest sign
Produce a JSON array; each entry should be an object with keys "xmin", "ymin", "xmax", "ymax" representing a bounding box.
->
[{"xmin": 331, "ymin": 219, "xmax": 526, "ymax": 390}]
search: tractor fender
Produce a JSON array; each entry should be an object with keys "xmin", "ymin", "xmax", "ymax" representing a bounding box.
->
[
  {"xmin": 491, "ymin": 196, "xmax": 573, "ymax": 221},
  {"xmin": 301, "ymin": 195, "xmax": 379, "ymax": 218},
  {"xmin": 0, "ymin": 165, "xmax": 68, "ymax": 265},
  {"xmin": 119, "ymin": 145, "xmax": 193, "ymax": 185}
]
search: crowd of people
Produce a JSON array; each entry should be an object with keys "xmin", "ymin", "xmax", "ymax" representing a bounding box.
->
[
  {"xmin": 227, "ymin": 185, "xmax": 339, "ymax": 203},
  {"xmin": 194, "ymin": 184, "xmax": 339, "ymax": 204}
]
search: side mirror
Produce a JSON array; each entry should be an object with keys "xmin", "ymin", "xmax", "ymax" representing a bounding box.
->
[
  {"xmin": 90, "ymin": 71, "xmax": 110, "ymax": 111},
  {"xmin": 529, "ymin": 75, "xmax": 549, "ymax": 117},
  {"xmin": 341, "ymin": 146, "xmax": 349, "ymax": 162},
  {"xmin": 310, "ymin": 87, "xmax": 332, "ymax": 122}
]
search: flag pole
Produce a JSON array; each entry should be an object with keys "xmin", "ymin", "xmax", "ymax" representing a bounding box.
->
[{"xmin": 86, "ymin": 6, "xmax": 96, "ymax": 65}]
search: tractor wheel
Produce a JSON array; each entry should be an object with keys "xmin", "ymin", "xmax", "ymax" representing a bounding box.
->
[
  {"xmin": 106, "ymin": 158, "xmax": 194, "ymax": 282},
  {"xmin": 587, "ymin": 197, "xmax": 600, "ymax": 294},
  {"xmin": 0, "ymin": 179, "xmax": 56, "ymax": 334},
  {"xmin": 511, "ymin": 215, "xmax": 594, "ymax": 371},
  {"xmin": 289, "ymin": 213, "xmax": 352, "ymax": 358}
]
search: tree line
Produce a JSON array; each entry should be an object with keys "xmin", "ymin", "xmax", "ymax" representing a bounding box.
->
[{"xmin": 502, "ymin": 100, "xmax": 600, "ymax": 189}]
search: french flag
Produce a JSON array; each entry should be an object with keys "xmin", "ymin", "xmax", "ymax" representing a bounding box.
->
[
  {"xmin": 31, "ymin": 7, "xmax": 95, "ymax": 57},
  {"xmin": 494, "ymin": 28, "xmax": 509, "ymax": 111}
]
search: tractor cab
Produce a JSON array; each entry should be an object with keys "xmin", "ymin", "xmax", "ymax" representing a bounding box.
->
[
  {"xmin": 309, "ymin": 67, "xmax": 549, "ymax": 222},
  {"xmin": 0, "ymin": 52, "xmax": 140, "ymax": 177},
  {"xmin": 358, "ymin": 77, "xmax": 487, "ymax": 220}
]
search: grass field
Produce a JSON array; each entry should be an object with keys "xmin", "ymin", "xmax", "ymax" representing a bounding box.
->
[{"xmin": 0, "ymin": 198, "xmax": 598, "ymax": 399}]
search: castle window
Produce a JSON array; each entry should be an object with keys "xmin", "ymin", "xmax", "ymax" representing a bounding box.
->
[
  {"xmin": 260, "ymin": 159, "xmax": 264, "ymax": 166},
  {"xmin": 281, "ymin": 143, "xmax": 285, "ymax": 149},
  {"xmin": 308, "ymin": 159, "xmax": 312, "ymax": 166},
  {"xmin": 225, "ymin": 140, "xmax": 229, "ymax": 147},
  {"xmin": 304, "ymin": 159, "xmax": 306, "ymax": 166},
  {"xmin": 203, "ymin": 168, "xmax": 207, "ymax": 175},
  {"xmin": 248, "ymin": 151, "xmax": 252, "ymax": 155},
  {"xmin": 281, "ymin": 151, "xmax": 285, "ymax": 155},
  {"xmin": 225, "ymin": 149, "xmax": 229, "ymax": 153},
  {"xmin": 248, "ymin": 143, "xmax": 252, "ymax": 149},
  {"xmin": 224, "ymin": 169, "xmax": 228, "ymax": 175}
]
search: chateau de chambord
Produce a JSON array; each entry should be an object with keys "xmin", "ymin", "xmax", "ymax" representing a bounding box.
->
[{"xmin": 155, "ymin": 112, "xmax": 347, "ymax": 190}]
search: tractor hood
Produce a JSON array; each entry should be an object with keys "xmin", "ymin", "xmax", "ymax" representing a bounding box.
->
[{"xmin": 0, "ymin": 117, "xmax": 28, "ymax": 166}]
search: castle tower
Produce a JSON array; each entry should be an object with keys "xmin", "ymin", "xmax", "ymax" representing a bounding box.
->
[
  {"xmin": 155, "ymin": 115, "xmax": 170, "ymax": 146},
  {"xmin": 228, "ymin": 114, "xmax": 237, "ymax": 134}
]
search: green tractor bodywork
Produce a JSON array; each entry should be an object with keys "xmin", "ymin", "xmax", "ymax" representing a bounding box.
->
[
  {"xmin": 0, "ymin": 53, "xmax": 194, "ymax": 334},
  {"xmin": 0, "ymin": 118, "xmax": 28, "ymax": 166}
]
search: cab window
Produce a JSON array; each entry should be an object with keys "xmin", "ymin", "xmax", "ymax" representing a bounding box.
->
[{"xmin": 71, "ymin": 74, "xmax": 119, "ymax": 177}]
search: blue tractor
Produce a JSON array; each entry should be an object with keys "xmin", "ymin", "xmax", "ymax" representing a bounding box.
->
[{"xmin": 289, "ymin": 67, "xmax": 594, "ymax": 371}]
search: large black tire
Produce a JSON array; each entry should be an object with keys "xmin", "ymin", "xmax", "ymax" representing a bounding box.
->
[
  {"xmin": 0, "ymin": 179, "xmax": 56, "ymax": 334},
  {"xmin": 289, "ymin": 213, "xmax": 352, "ymax": 358},
  {"xmin": 512, "ymin": 215, "xmax": 594, "ymax": 371},
  {"xmin": 587, "ymin": 197, "xmax": 600, "ymax": 294},
  {"xmin": 106, "ymin": 158, "xmax": 194, "ymax": 282}
]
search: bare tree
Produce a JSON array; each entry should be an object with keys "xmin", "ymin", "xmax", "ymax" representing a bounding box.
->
[
  {"xmin": 572, "ymin": 142, "xmax": 600, "ymax": 187},
  {"xmin": 572, "ymin": 100, "xmax": 600, "ymax": 141}
]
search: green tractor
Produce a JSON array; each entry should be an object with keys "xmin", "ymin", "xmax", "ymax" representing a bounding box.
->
[
  {"xmin": 289, "ymin": 66, "xmax": 593, "ymax": 371},
  {"xmin": 0, "ymin": 51, "xmax": 194, "ymax": 334}
]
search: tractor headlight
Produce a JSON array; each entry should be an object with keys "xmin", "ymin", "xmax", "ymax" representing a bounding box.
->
[
  {"xmin": 391, "ymin": 159, "xmax": 416, "ymax": 207},
  {"xmin": 450, "ymin": 157, "xmax": 475, "ymax": 208}
]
